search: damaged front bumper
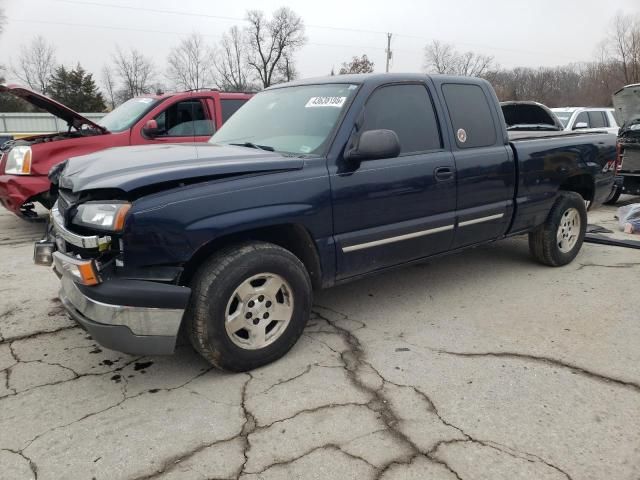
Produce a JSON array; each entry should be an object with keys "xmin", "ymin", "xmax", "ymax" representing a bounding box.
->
[
  {"xmin": 34, "ymin": 209, "xmax": 190, "ymax": 355},
  {"xmin": 0, "ymin": 174, "xmax": 51, "ymax": 216},
  {"xmin": 57, "ymin": 273, "xmax": 188, "ymax": 355}
]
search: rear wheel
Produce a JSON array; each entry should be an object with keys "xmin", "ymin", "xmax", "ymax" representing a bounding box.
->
[
  {"xmin": 528, "ymin": 191, "xmax": 587, "ymax": 266},
  {"xmin": 603, "ymin": 185, "xmax": 622, "ymax": 205},
  {"xmin": 186, "ymin": 241, "xmax": 312, "ymax": 372}
]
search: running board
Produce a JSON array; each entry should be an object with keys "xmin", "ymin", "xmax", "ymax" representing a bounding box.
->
[{"xmin": 584, "ymin": 233, "xmax": 640, "ymax": 250}]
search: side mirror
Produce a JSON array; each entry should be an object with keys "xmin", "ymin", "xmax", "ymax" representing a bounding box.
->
[
  {"xmin": 345, "ymin": 129, "xmax": 401, "ymax": 161},
  {"xmin": 142, "ymin": 119, "xmax": 161, "ymax": 137},
  {"xmin": 573, "ymin": 122, "xmax": 589, "ymax": 130}
]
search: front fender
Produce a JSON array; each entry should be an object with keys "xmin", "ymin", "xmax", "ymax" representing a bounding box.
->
[{"xmin": 121, "ymin": 165, "xmax": 333, "ymax": 270}]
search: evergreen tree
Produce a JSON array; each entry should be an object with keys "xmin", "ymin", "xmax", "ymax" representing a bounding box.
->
[
  {"xmin": 0, "ymin": 71, "xmax": 33, "ymax": 112},
  {"xmin": 49, "ymin": 64, "xmax": 106, "ymax": 112}
]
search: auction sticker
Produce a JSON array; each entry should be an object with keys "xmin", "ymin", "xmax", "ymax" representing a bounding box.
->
[{"xmin": 305, "ymin": 96, "xmax": 347, "ymax": 108}]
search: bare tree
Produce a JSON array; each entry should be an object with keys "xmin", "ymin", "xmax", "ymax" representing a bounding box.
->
[
  {"xmin": 245, "ymin": 7, "xmax": 306, "ymax": 88},
  {"xmin": 457, "ymin": 51, "xmax": 495, "ymax": 77},
  {"xmin": 424, "ymin": 40, "xmax": 495, "ymax": 77},
  {"xmin": 277, "ymin": 51, "xmax": 298, "ymax": 82},
  {"xmin": 166, "ymin": 33, "xmax": 214, "ymax": 90},
  {"xmin": 215, "ymin": 26, "xmax": 253, "ymax": 91},
  {"xmin": 112, "ymin": 47, "xmax": 154, "ymax": 100},
  {"xmin": 0, "ymin": 6, "xmax": 6, "ymax": 35},
  {"xmin": 101, "ymin": 66, "xmax": 117, "ymax": 110},
  {"xmin": 339, "ymin": 54, "xmax": 374, "ymax": 74},
  {"xmin": 0, "ymin": 6, "xmax": 6, "ymax": 81},
  {"xmin": 608, "ymin": 12, "xmax": 640, "ymax": 84},
  {"xmin": 13, "ymin": 36, "xmax": 56, "ymax": 92},
  {"xmin": 424, "ymin": 40, "xmax": 457, "ymax": 74}
]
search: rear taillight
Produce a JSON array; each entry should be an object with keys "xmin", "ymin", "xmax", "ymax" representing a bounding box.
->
[{"xmin": 615, "ymin": 141, "xmax": 624, "ymax": 172}]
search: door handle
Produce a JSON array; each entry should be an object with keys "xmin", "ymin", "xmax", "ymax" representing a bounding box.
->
[{"xmin": 434, "ymin": 167, "xmax": 454, "ymax": 182}]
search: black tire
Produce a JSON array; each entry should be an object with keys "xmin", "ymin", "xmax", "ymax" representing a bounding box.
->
[
  {"xmin": 186, "ymin": 241, "xmax": 312, "ymax": 372},
  {"xmin": 528, "ymin": 191, "xmax": 587, "ymax": 267},
  {"xmin": 603, "ymin": 186, "xmax": 622, "ymax": 205}
]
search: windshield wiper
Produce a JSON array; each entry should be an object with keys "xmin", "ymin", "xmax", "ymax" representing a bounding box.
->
[{"xmin": 229, "ymin": 142, "xmax": 275, "ymax": 152}]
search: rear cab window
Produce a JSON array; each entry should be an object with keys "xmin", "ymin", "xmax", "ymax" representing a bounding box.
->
[
  {"xmin": 588, "ymin": 111, "xmax": 608, "ymax": 128},
  {"xmin": 441, "ymin": 83, "xmax": 497, "ymax": 148},
  {"xmin": 221, "ymin": 99, "xmax": 249, "ymax": 123}
]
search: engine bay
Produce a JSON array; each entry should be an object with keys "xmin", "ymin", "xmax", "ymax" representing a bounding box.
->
[{"xmin": 10, "ymin": 129, "xmax": 103, "ymax": 148}]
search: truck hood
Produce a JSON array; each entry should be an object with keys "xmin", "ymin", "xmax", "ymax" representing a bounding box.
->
[
  {"xmin": 59, "ymin": 143, "xmax": 305, "ymax": 192},
  {"xmin": 613, "ymin": 84, "xmax": 640, "ymax": 130},
  {"xmin": 0, "ymin": 84, "xmax": 107, "ymax": 133}
]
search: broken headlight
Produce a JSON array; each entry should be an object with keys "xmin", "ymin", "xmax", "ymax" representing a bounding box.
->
[{"xmin": 72, "ymin": 202, "xmax": 131, "ymax": 233}]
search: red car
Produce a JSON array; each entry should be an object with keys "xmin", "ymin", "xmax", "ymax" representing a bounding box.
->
[{"xmin": 0, "ymin": 85, "xmax": 252, "ymax": 217}]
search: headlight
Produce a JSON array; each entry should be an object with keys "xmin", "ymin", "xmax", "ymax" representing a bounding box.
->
[
  {"xmin": 72, "ymin": 202, "xmax": 132, "ymax": 232},
  {"xmin": 4, "ymin": 146, "xmax": 32, "ymax": 175}
]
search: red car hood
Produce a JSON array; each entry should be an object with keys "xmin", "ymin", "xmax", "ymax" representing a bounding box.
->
[{"xmin": 0, "ymin": 84, "xmax": 107, "ymax": 133}]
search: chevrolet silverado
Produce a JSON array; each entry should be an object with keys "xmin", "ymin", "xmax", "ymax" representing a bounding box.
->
[{"xmin": 34, "ymin": 74, "xmax": 617, "ymax": 371}]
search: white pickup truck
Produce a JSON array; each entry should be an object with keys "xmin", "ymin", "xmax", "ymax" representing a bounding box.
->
[{"xmin": 551, "ymin": 107, "xmax": 619, "ymax": 135}]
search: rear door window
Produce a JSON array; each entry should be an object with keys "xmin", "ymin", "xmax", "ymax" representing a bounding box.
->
[
  {"xmin": 442, "ymin": 83, "xmax": 497, "ymax": 148},
  {"xmin": 361, "ymin": 84, "xmax": 442, "ymax": 154},
  {"xmin": 588, "ymin": 111, "xmax": 607, "ymax": 128},
  {"xmin": 221, "ymin": 99, "xmax": 249, "ymax": 123}
]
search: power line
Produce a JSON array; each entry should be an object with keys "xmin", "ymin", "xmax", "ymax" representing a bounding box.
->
[
  {"xmin": 47, "ymin": 0, "xmax": 577, "ymax": 60},
  {"xmin": 18, "ymin": 0, "xmax": 589, "ymax": 64},
  {"xmin": 52, "ymin": 0, "xmax": 244, "ymax": 23},
  {"xmin": 11, "ymin": 18, "xmax": 223, "ymax": 39},
  {"xmin": 394, "ymin": 33, "xmax": 581, "ymax": 61},
  {"xmin": 50, "ymin": 0, "xmax": 389, "ymax": 36},
  {"xmin": 9, "ymin": 18, "xmax": 392, "ymax": 53},
  {"xmin": 9, "ymin": 17, "xmax": 577, "ymax": 67}
]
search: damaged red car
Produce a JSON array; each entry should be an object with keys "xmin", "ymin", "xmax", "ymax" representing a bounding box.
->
[{"xmin": 0, "ymin": 85, "xmax": 252, "ymax": 217}]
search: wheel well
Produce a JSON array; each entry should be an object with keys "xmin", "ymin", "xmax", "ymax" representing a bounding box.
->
[
  {"xmin": 559, "ymin": 174, "xmax": 594, "ymax": 201},
  {"xmin": 179, "ymin": 224, "xmax": 323, "ymax": 290}
]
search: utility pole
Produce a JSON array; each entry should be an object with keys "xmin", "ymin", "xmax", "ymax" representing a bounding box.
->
[{"xmin": 385, "ymin": 33, "xmax": 393, "ymax": 73}]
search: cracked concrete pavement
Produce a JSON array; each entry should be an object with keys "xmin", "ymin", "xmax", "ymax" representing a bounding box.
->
[{"xmin": 1, "ymin": 199, "xmax": 639, "ymax": 480}]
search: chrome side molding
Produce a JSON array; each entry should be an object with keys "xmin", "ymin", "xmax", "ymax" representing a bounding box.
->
[{"xmin": 342, "ymin": 224, "xmax": 455, "ymax": 253}]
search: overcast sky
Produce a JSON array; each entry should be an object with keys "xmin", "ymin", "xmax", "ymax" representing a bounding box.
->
[{"xmin": 1, "ymin": 0, "xmax": 639, "ymax": 86}]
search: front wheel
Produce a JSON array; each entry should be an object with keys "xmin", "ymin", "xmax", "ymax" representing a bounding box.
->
[
  {"xmin": 186, "ymin": 241, "xmax": 312, "ymax": 372},
  {"xmin": 528, "ymin": 191, "xmax": 587, "ymax": 266}
]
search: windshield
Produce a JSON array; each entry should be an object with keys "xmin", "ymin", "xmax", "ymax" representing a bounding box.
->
[
  {"xmin": 98, "ymin": 97, "xmax": 160, "ymax": 132},
  {"xmin": 210, "ymin": 84, "xmax": 359, "ymax": 155},
  {"xmin": 552, "ymin": 111, "xmax": 573, "ymax": 128}
]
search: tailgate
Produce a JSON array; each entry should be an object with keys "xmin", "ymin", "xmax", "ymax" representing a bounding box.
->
[{"xmin": 621, "ymin": 145, "xmax": 640, "ymax": 173}]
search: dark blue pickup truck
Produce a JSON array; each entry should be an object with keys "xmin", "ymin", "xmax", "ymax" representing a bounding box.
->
[{"xmin": 35, "ymin": 74, "xmax": 616, "ymax": 371}]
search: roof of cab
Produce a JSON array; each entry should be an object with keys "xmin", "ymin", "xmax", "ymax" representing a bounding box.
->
[
  {"xmin": 134, "ymin": 90, "xmax": 253, "ymax": 101},
  {"xmin": 551, "ymin": 107, "xmax": 614, "ymax": 112},
  {"xmin": 266, "ymin": 73, "xmax": 487, "ymax": 90}
]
